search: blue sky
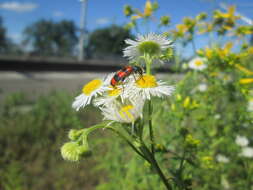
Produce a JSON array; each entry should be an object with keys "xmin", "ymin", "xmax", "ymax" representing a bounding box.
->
[{"xmin": 0, "ymin": 0, "xmax": 252, "ymax": 45}]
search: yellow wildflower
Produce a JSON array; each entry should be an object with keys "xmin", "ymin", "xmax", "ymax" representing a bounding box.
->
[{"xmin": 239, "ymin": 78, "xmax": 253, "ymax": 84}]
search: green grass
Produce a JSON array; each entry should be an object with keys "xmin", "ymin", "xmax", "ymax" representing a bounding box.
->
[{"xmin": 0, "ymin": 91, "xmax": 107, "ymax": 190}]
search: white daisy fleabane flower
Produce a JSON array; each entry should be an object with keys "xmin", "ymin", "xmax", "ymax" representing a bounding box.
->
[
  {"xmin": 240, "ymin": 147, "xmax": 253, "ymax": 158},
  {"xmin": 93, "ymin": 86, "xmax": 125, "ymax": 107},
  {"xmin": 100, "ymin": 97, "xmax": 144, "ymax": 123},
  {"xmin": 72, "ymin": 77, "xmax": 110, "ymax": 111},
  {"xmin": 188, "ymin": 57, "xmax": 207, "ymax": 71},
  {"xmin": 216, "ymin": 154, "xmax": 230, "ymax": 163},
  {"xmin": 123, "ymin": 33, "xmax": 173, "ymax": 61},
  {"xmin": 235, "ymin": 135, "xmax": 249, "ymax": 147},
  {"xmin": 126, "ymin": 74, "xmax": 175, "ymax": 100}
]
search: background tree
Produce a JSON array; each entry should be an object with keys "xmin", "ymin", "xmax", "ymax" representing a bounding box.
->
[
  {"xmin": 88, "ymin": 25, "xmax": 133, "ymax": 58},
  {"xmin": 0, "ymin": 16, "xmax": 8, "ymax": 54},
  {"xmin": 23, "ymin": 20, "xmax": 78, "ymax": 57}
]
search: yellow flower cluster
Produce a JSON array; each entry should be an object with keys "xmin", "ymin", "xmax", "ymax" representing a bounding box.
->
[
  {"xmin": 123, "ymin": 0, "xmax": 158, "ymax": 20},
  {"xmin": 123, "ymin": 1, "xmax": 159, "ymax": 30},
  {"xmin": 213, "ymin": 6, "xmax": 240, "ymax": 31}
]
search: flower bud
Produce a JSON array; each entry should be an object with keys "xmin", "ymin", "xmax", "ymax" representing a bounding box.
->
[
  {"xmin": 196, "ymin": 12, "xmax": 207, "ymax": 21},
  {"xmin": 123, "ymin": 5, "xmax": 133, "ymax": 17},
  {"xmin": 61, "ymin": 142, "xmax": 81, "ymax": 162},
  {"xmin": 160, "ymin": 16, "xmax": 170, "ymax": 26},
  {"xmin": 68, "ymin": 129, "xmax": 82, "ymax": 141},
  {"xmin": 152, "ymin": 1, "xmax": 159, "ymax": 11},
  {"xmin": 185, "ymin": 134, "xmax": 200, "ymax": 148}
]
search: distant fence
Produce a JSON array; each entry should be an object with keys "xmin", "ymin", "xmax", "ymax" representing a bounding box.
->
[{"xmin": 0, "ymin": 58, "xmax": 174, "ymax": 73}]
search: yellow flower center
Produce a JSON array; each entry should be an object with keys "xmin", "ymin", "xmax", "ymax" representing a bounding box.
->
[
  {"xmin": 107, "ymin": 87, "xmax": 121, "ymax": 97},
  {"xmin": 119, "ymin": 105, "xmax": 134, "ymax": 121},
  {"xmin": 82, "ymin": 79, "xmax": 102, "ymax": 95},
  {"xmin": 136, "ymin": 75, "xmax": 158, "ymax": 88},
  {"xmin": 195, "ymin": 60, "xmax": 203, "ymax": 66}
]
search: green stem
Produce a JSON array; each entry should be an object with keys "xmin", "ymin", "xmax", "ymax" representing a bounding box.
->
[
  {"xmin": 175, "ymin": 152, "xmax": 186, "ymax": 189},
  {"xmin": 144, "ymin": 53, "xmax": 152, "ymax": 75},
  {"xmin": 85, "ymin": 123, "xmax": 107, "ymax": 133},
  {"xmin": 146, "ymin": 62, "xmax": 151, "ymax": 75},
  {"xmin": 148, "ymin": 100, "xmax": 155, "ymax": 154},
  {"xmin": 142, "ymin": 55, "xmax": 171, "ymax": 189},
  {"xmin": 78, "ymin": 122, "xmax": 110, "ymax": 142},
  {"xmin": 140, "ymin": 142, "xmax": 173, "ymax": 190},
  {"xmin": 144, "ymin": 55, "xmax": 155, "ymax": 155}
]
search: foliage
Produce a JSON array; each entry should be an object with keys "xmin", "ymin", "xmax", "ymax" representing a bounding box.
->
[
  {"xmin": 0, "ymin": 16, "xmax": 23, "ymax": 56},
  {"xmin": 23, "ymin": 20, "xmax": 78, "ymax": 57}
]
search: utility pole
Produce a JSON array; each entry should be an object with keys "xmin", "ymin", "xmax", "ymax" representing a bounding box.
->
[{"xmin": 78, "ymin": 0, "xmax": 88, "ymax": 62}]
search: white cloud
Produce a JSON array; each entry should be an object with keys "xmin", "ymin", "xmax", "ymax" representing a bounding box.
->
[
  {"xmin": 53, "ymin": 11, "xmax": 64, "ymax": 18},
  {"xmin": 0, "ymin": 2, "xmax": 38, "ymax": 12},
  {"xmin": 96, "ymin": 17, "xmax": 111, "ymax": 25}
]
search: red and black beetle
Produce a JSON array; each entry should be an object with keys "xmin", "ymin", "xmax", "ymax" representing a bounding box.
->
[{"xmin": 111, "ymin": 65, "xmax": 143, "ymax": 87}]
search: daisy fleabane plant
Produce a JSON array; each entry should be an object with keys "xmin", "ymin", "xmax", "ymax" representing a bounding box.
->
[{"xmin": 61, "ymin": 33, "xmax": 175, "ymax": 190}]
